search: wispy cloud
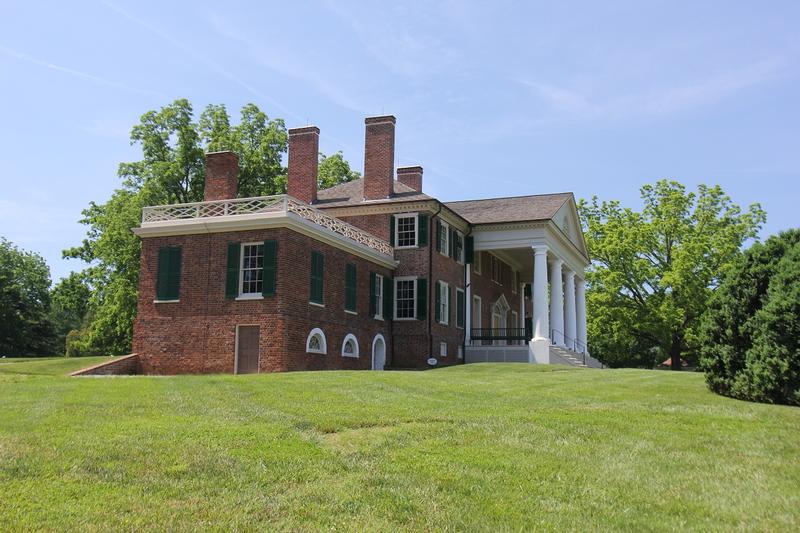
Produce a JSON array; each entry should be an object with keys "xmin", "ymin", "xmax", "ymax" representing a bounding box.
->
[
  {"xmin": 101, "ymin": 0, "xmax": 303, "ymax": 122},
  {"xmin": 0, "ymin": 45, "xmax": 164, "ymax": 97},
  {"xmin": 517, "ymin": 58, "xmax": 786, "ymax": 122}
]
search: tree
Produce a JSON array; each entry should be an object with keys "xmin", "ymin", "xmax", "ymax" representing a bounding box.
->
[
  {"xmin": 49, "ymin": 271, "xmax": 91, "ymax": 355},
  {"xmin": 0, "ymin": 238, "xmax": 56, "ymax": 355},
  {"xmin": 700, "ymin": 229, "xmax": 800, "ymax": 404},
  {"xmin": 579, "ymin": 180, "xmax": 765, "ymax": 369},
  {"xmin": 318, "ymin": 151, "xmax": 360, "ymax": 190},
  {"xmin": 65, "ymin": 99, "xmax": 356, "ymax": 355}
]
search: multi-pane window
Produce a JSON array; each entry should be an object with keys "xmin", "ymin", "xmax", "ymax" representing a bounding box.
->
[
  {"xmin": 374, "ymin": 274, "xmax": 384, "ymax": 319},
  {"xmin": 474, "ymin": 251, "xmax": 482, "ymax": 274},
  {"xmin": 490, "ymin": 255, "xmax": 503, "ymax": 285},
  {"xmin": 395, "ymin": 278, "xmax": 416, "ymax": 319},
  {"xmin": 512, "ymin": 270, "xmax": 518, "ymax": 294},
  {"xmin": 439, "ymin": 342, "xmax": 447, "ymax": 357},
  {"xmin": 240, "ymin": 243, "xmax": 264, "ymax": 295},
  {"xmin": 396, "ymin": 215, "xmax": 417, "ymax": 248},
  {"xmin": 437, "ymin": 281, "xmax": 449, "ymax": 325},
  {"xmin": 454, "ymin": 231, "xmax": 464, "ymax": 263},
  {"xmin": 438, "ymin": 220, "xmax": 449, "ymax": 256}
]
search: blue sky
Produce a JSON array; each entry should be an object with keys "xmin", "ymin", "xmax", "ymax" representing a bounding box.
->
[{"xmin": 1, "ymin": 1, "xmax": 798, "ymax": 282}]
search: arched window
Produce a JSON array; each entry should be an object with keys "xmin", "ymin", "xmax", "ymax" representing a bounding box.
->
[
  {"xmin": 341, "ymin": 334, "xmax": 359, "ymax": 358},
  {"xmin": 306, "ymin": 328, "xmax": 327, "ymax": 354}
]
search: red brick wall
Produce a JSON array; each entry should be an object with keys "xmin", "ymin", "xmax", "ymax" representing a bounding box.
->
[
  {"xmin": 133, "ymin": 227, "xmax": 392, "ymax": 374},
  {"xmin": 363, "ymin": 116, "xmax": 395, "ymax": 200},
  {"xmin": 204, "ymin": 151, "xmax": 239, "ymax": 201},
  {"xmin": 470, "ymin": 251, "xmax": 524, "ymax": 340}
]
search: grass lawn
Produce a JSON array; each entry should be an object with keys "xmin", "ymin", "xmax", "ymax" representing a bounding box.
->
[{"xmin": 1, "ymin": 358, "xmax": 798, "ymax": 531}]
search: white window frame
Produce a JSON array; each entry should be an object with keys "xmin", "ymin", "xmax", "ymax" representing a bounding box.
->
[
  {"xmin": 306, "ymin": 328, "xmax": 327, "ymax": 354},
  {"xmin": 490, "ymin": 254, "xmax": 503, "ymax": 285},
  {"xmin": 374, "ymin": 273, "xmax": 384, "ymax": 320},
  {"xmin": 455, "ymin": 288, "xmax": 465, "ymax": 329},
  {"xmin": 439, "ymin": 341, "xmax": 447, "ymax": 357},
  {"xmin": 438, "ymin": 281, "xmax": 449, "ymax": 325},
  {"xmin": 394, "ymin": 276, "xmax": 417, "ymax": 320},
  {"xmin": 341, "ymin": 333, "xmax": 359, "ymax": 358},
  {"xmin": 394, "ymin": 213, "xmax": 419, "ymax": 249},
  {"xmin": 474, "ymin": 251, "xmax": 482, "ymax": 274},
  {"xmin": 238, "ymin": 242, "xmax": 265, "ymax": 299},
  {"xmin": 438, "ymin": 220, "xmax": 450, "ymax": 257}
]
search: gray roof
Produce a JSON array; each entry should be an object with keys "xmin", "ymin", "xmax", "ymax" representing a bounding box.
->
[
  {"xmin": 444, "ymin": 193, "xmax": 572, "ymax": 224},
  {"xmin": 315, "ymin": 178, "xmax": 432, "ymax": 208}
]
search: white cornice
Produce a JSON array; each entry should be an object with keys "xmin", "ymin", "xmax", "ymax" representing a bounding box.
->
[
  {"xmin": 132, "ymin": 213, "xmax": 398, "ymax": 269},
  {"xmin": 319, "ymin": 200, "xmax": 471, "ymax": 233}
]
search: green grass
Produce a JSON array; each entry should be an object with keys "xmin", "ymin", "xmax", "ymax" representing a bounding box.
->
[{"xmin": 1, "ymin": 358, "xmax": 798, "ymax": 532}]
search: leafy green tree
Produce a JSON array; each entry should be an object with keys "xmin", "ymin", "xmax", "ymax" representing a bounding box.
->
[
  {"xmin": 700, "ymin": 229, "xmax": 800, "ymax": 404},
  {"xmin": 318, "ymin": 151, "xmax": 360, "ymax": 189},
  {"xmin": 0, "ymin": 238, "xmax": 55, "ymax": 355},
  {"xmin": 65, "ymin": 99, "xmax": 356, "ymax": 355},
  {"xmin": 49, "ymin": 271, "xmax": 92, "ymax": 355},
  {"xmin": 579, "ymin": 180, "xmax": 765, "ymax": 369}
]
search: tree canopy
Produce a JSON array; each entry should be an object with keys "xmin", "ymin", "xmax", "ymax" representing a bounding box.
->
[
  {"xmin": 700, "ymin": 229, "xmax": 800, "ymax": 405},
  {"xmin": 579, "ymin": 180, "xmax": 766, "ymax": 368},
  {"xmin": 63, "ymin": 99, "xmax": 358, "ymax": 356}
]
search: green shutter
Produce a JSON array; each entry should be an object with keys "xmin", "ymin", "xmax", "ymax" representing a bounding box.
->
[
  {"xmin": 435, "ymin": 219, "xmax": 442, "ymax": 252},
  {"xmin": 418, "ymin": 214, "xmax": 428, "ymax": 247},
  {"xmin": 457, "ymin": 290, "xmax": 465, "ymax": 328},
  {"xmin": 389, "ymin": 216, "xmax": 395, "ymax": 246},
  {"xmin": 310, "ymin": 252, "xmax": 324, "ymax": 304},
  {"xmin": 156, "ymin": 246, "xmax": 181, "ymax": 300},
  {"xmin": 383, "ymin": 276, "xmax": 393, "ymax": 319},
  {"xmin": 369, "ymin": 272, "xmax": 377, "ymax": 316},
  {"xmin": 225, "ymin": 242, "xmax": 240, "ymax": 299},
  {"xmin": 345, "ymin": 263, "xmax": 357, "ymax": 312},
  {"xmin": 434, "ymin": 281, "xmax": 441, "ymax": 323},
  {"xmin": 417, "ymin": 278, "xmax": 427, "ymax": 320},
  {"xmin": 262, "ymin": 240, "xmax": 277, "ymax": 296},
  {"xmin": 448, "ymin": 228, "xmax": 455, "ymax": 258},
  {"xmin": 465, "ymin": 235, "xmax": 474, "ymax": 263}
]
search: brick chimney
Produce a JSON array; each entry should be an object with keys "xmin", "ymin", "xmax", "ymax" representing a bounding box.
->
[
  {"xmin": 287, "ymin": 126, "xmax": 320, "ymax": 204},
  {"xmin": 204, "ymin": 151, "xmax": 239, "ymax": 201},
  {"xmin": 397, "ymin": 166, "xmax": 423, "ymax": 192},
  {"xmin": 363, "ymin": 115, "xmax": 396, "ymax": 200}
]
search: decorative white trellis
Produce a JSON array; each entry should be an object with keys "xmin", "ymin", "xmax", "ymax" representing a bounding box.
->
[{"xmin": 140, "ymin": 195, "xmax": 393, "ymax": 256}]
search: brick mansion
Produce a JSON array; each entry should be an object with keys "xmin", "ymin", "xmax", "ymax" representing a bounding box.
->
[{"xmin": 130, "ymin": 115, "xmax": 601, "ymax": 374}]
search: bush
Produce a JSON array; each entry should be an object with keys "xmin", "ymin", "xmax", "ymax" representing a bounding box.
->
[{"xmin": 700, "ymin": 229, "xmax": 800, "ymax": 405}]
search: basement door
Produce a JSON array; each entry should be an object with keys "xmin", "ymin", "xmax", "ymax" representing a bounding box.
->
[{"xmin": 236, "ymin": 325, "xmax": 260, "ymax": 374}]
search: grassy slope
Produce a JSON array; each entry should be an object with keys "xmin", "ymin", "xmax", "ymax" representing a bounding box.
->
[{"xmin": 1, "ymin": 358, "xmax": 798, "ymax": 532}]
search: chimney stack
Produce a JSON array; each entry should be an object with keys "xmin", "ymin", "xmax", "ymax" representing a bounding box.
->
[
  {"xmin": 287, "ymin": 126, "xmax": 320, "ymax": 204},
  {"xmin": 397, "ymin": 166, "xmax": 423, "ymax": 192},
  {"xmin": 204, "ymin": 151, "xmax": 239, "ymax": 201},
  {"xmin": 363, "ymin": 115, "xmax": 396, "ymax": 200}
]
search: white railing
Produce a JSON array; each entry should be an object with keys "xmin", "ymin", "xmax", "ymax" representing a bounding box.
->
[{"xmin": 141, "ymin": 195, "xmax": 394, "ymax": 257}]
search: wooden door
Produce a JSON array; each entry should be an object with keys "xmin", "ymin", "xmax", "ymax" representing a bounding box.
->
[{"xmin": 236, "ymin": 326, "xmax": 260, "ymax": 374}]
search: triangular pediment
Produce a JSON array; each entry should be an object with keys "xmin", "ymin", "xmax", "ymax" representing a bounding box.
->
[{"xmin": 553, "ymin": 196, "xmax": 588, "ymax": 259}]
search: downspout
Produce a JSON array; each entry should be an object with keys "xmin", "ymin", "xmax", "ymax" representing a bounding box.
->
[
  {"xmin": 428, "ymin": 203, "xmax": 443, "ymax": 361},
  {"xmin": 462, "ymin": 224, "xmax": 473, "ymax": 364}
]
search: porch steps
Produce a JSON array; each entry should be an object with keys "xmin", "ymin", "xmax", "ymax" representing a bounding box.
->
[{"xmin": 549, "ymin": 345, "xmax": 603, "ymax": 369}]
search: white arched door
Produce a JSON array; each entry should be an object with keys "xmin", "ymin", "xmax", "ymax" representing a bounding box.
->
[{"xmin": 372, "ymin": 335, "xmax": 386, "ymax": 370}]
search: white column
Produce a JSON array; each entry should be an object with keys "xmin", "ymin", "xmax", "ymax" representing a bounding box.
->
[
  {"xmin": 564, "ymin": 269, "xmax": 577, "ymax": 351},
  {"xmin": 519, "ymin": 282, "xmax": 525, "ymax": 329},
  {"xmin": 465, "ymin": 267, "xmax": 472, "ymax": 345},
  {"xmin": 576, "ymin": 277, "xmax": 587, "ymax": 354},
  {"xmin": 532, "ymin": 247, "xmax": 549, "ymax": 340},
  {"xmin": 549, "ymin": 259, "xmax": 564, "ymax": 346}
]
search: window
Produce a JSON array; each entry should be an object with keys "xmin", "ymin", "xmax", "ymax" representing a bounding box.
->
[
  {"xmin": 474, "ymin": 251, "xmax": 482, "ymax": 274},
  {"xmin": 345, "ymin": 263, "xmax": 357, "ymax": 313},
  {"xmin": 306, "ymin": 328, "xmax": 327, "ymax": 354},
  {"xmin": 490, "ymin": 254, "xmax": 503, "ymax": 285},
  {"xmin": 310, "ymin": 251, "xmax": 324, "ymax": 305},
  {"xmin": 240, "ymin": 243, "xmax": 264, "ymax": 296},
  {"xmin": 371, "ymin": 273, "xmax": 384, "ymax": 319},
  {"xmin": 454, "ymin": 231, "xmax": 464, "ymax": 263},
  {"xmin": 457, "ymin": 345, "xmax": 463, "ymax": 359},
  {"xmin": 437, "ymin": 219, "xmax": 449, "ymax": 256},
  {"xmin": 439, "ymin": 342, "xmax": 447, "ymax": 357},
  {"xmin": 436, "ymin": 281, "xmax": 449, "ymax": 325},
  {"xmin": 472, "ymin": 295, "xmax": 482, "ymax": 329},
  {"xmin": 341, "ymin": 334, "xmax": 359, "ymax": 358},
  {"xmin": 512, "ymin": 270, "xmax": 518, "ymax": 294},
  {"xmin": 395, "ymin": 278, "xmax": 417, "ymax": 319},
  {"xmin": 395, "ymin": 214, "xmax": 418, "ymax": 248},
  {"xmin": 156, "ymin": 246, "xmax": 181, "ymax": 301},
  {"xmin": 456, "ymin": 288, "xmax": 465, "ymax": 329}
]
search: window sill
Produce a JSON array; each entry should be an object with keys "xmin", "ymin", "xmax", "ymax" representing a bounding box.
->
[
  {"xmin": 236, "ymin": 294, "xmax": 264, "ymax": 301},
  {"xmin": 307, "ymin": 350, "xmax": 326, "ymax": 355},
  {"xmin": 395, "ymin": 245, "xmax": 419, "ymax": 250},
  {"xmin": 154, "ymin": 299, "xmax": 180, "ymax": 304},
  {"xmin": 341, "ymin": 353, "xmax": 359, "ymax": 358},
  {"xmin": 309, "ymin": 301, "xmax": 325, "ymax": 308},
  {"xmin": 394, "ymin": 317, "xmax": 418, "ymax": 321},
  {"xmin": 345, "ymin": 310, "xmax": 358, "ymax": 315},
  {"xmin": 373, "ymin": 315, "xmax": 385, "ymax": 321}
]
